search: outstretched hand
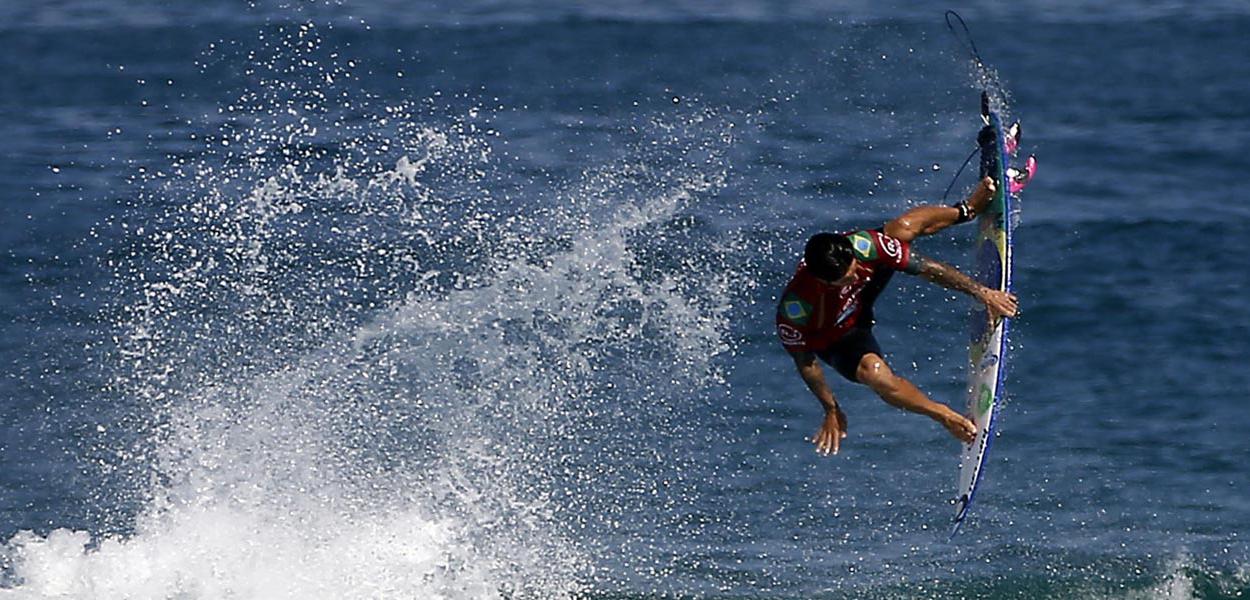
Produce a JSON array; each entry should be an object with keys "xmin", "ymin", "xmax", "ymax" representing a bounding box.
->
[
  {"xmin": 979, "ymin": 288, "xmax": 1019, "ymax": 321},
  {"xmin": 942, "ymin": 412, "xmax": 978, "ymax": 444},
  {"xmin": 811, "ymin": 405, "xmax": 848, "ymax": 456}
]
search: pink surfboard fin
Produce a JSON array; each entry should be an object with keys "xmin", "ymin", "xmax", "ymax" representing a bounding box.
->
[
  {"xmin": 1008, "ymin": 155, "xmax": 1037, "ymax": 194},
  {"xmin": 1004, "ymin": 121, "xmax": 1021, "ymax": 156}
]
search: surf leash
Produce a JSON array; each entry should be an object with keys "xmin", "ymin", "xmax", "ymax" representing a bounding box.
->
[
  {"xmin": 940, "ymin": 10, "xmax": 992, "ymax": 203},
  {"xmin": 940, "ymin": 146, "xmax": 981, "ymax": 203},
  {"xmin": 944, "ymin": 10, "xmax": 987, "ymax": 75}
]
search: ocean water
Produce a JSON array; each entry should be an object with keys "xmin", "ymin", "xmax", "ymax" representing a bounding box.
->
[{"xmin": 1, "ymin": 1, "xmax": 1248, "ymax": 598}]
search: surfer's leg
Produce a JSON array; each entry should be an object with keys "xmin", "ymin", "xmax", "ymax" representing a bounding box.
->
[
  {"xmin": 883, "ymin": 177, "xmax": 995, "ymax": 242},
  {"xmin": 815, "ymin": 328, "xmax": 881, "ymax": 383},
  {"xmin": 856, "ymin": 353, "xmax": 977, "ymax": 443},
  {"xmin": 855, "ymin": 353, "xmax": 927, "ymax": 409}
]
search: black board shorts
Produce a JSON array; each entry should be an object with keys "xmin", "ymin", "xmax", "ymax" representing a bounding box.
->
[{"xmin": 815, "ymin": 328, "xmax": 883, "ymax": 383}]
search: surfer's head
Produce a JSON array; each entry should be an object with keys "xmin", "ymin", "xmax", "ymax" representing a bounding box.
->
[{"xmin": 804, "ymin": 233, "xmax": 855, "ymax": 284}]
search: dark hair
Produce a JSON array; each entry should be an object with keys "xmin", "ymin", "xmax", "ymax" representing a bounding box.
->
[{"xmin": 804, "ymin": 233, "xmax": 853, "ymax": 281}]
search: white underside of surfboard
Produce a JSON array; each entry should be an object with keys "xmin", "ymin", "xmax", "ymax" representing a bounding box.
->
[{"xmin": 952, "ymin": 101, "xmax": 1014, "ymax": 533}]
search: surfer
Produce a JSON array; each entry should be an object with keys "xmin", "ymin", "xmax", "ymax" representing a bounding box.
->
[{"xmin": 776, "ymin": 175, "xmax": 1021, "ymax": 456}]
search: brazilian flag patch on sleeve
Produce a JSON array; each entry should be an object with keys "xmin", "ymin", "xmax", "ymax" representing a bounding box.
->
[
  {"xmin": 779, "ymin": 292, "xmax": 813, "ymax": 325},
  {"xmin": 849, "ymin": 231, "xmax": 877, "ymax": 260}
]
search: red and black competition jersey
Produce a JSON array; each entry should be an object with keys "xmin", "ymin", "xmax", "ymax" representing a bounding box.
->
[{"xmin": 775, "ymin": 229, "xmax": 911, "ymax": 353}]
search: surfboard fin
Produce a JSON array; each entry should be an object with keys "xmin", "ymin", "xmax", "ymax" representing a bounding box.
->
[
  {"xmin": 1007, "ymin": 155, "xmax": 1037, "ymax": 194},
  {"xmin": 1005, "ymin": 121, "xmax": 1021, "ymax": 156}
]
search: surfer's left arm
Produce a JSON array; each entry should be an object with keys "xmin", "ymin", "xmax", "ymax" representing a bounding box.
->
[
  {"xmin": 790, "ymin": 351, "xmax": 849, "ymax": 456},
  {"xmin": 904, "ymin": 255, "xmax": 1018, "ymax": 320}
]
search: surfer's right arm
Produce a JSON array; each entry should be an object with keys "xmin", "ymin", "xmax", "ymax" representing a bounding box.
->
[{"xmin": 791, "ymin": 351, "xmax": 848, "ymax": 456}]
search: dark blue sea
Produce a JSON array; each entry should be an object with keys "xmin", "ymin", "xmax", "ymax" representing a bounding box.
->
[{"xmin": 2, "ymin": 1, "xmax": 1248, "ymax": 598}]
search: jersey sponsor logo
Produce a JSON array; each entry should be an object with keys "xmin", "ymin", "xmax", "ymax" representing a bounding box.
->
[
  {"xmin": 778, "ymin": 323, "xmax": 804, "ymax": 345},
  {"xmin": 849, "ymin": 231, "xmax": 877, "ymax": 260},
  {"xmin": 838, "ymin": 279, "xmax": 865, "ymax": 300},
  {"xmin": 779, "ymin": 293, "xmax": 812, "ymax": 325},
  {"xmin": 880, "ymin": 233, "xmax": 903, "ymax": 260}
]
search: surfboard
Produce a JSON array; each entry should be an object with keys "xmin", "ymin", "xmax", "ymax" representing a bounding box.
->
[{"xmin": 952, "ymin": 92, "xmax": 1018, "ymax": 533}]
